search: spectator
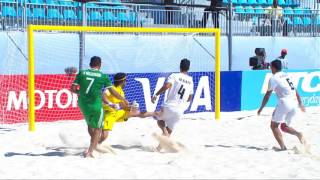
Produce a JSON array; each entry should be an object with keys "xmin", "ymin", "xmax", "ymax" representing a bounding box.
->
[
  {"xmin": 277, "ymin": 49, "xmax": 288, "ymax": 69},
  {"xmin": 265, "ymin": 0, "xmax": 283, "ymax": 36},
  {"xmin": 201, "ymin": 0, "xmax": 222, "ymax": 28}
]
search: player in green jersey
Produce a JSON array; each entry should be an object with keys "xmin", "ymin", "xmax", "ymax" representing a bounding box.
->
[{"xmin": 71, "ymin": 56, "xmax": 128, "ymax": 158}]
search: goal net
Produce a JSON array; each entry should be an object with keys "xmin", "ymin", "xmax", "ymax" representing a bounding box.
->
[{"xmin": 0, "ymin": 26, "xmax": 220, "ymax": 131}]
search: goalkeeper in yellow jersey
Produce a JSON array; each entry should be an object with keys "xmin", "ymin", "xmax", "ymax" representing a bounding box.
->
[{"xmin": 99, "ymin": 72, "xmax": 155, "ymax": 144}]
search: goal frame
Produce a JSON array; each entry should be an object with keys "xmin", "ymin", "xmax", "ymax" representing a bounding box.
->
[{"xmin": 27, "ymin": 25, "xmax": 221, "ymax": 131}]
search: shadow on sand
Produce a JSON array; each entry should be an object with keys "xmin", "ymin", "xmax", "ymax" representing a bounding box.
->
[
  {"xmin": 4, "ymin": 147, "xmax": 84, "ymax": 157},
  {"xmin": 204, "ymin": 144, "xmax": 269, "ymax": 151}
]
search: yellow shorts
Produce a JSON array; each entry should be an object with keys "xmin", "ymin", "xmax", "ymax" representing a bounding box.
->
[{"xmin": 103, "ymin": 109, "xmax": 129, "ymax": 131}]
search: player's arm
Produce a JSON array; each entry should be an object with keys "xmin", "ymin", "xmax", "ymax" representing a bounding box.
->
[
  {"xmin": 71, "ymin": 72, "xmax": 81, "ymax": 94},
  {"xmin": 296, "ymin": 90, "xmax": 305, "ymax": 112},
  {"xmin": 187, "ymin": 94, "xmax": 193, "ymax": 102},
  {"xmin": 258, "ymin": 90, "xmax": 272, "ymax": 115},
  {"xmin": 107, "ymin": 87, "xmax": 129, "ymax": 106},
  {"xmin": 151, "ymin": 82, "xmax": 172, "ymax": 103}
]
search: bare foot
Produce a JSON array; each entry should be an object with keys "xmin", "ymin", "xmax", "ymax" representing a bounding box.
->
[
  {"xmin": 298, "ymin": 133, "xmax": 307, "ymax": 145},
  {"xmin": 272, "ymin": 146, "xmax": 287, "ymax": 151},
  {"xmin": 83, "ymin": 150, "xmax": 94, "ymax": 158}
]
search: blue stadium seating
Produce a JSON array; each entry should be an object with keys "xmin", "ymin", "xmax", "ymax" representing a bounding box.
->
[
  {"xmin": 235, "ymin": 6, "xmax": 245, "ymax": 13},
  {"xmin": 278, "ymin": 0, "xmax": 285, "ymax": 6},
  {"xmin": 247, "ymin": 0, "xmax": 257, "ymax": 5},
  {"xmin": 33, "ymin": 8, "xmax": 45, "ymax": 18},
  {"xmin": 48, "ymin": 9, "xmax": 63, "ymax": 19},
  {"xmin": 223, "ymin": 0, "xmax": 229, "ymax": 4},
  {"xmin": 293, "ymin": 7, "xmax": 304, "ymax": 15},
  {"xmin": 238, "ymin": 0, "xmax": 247, "ymax": 5},
  {"xmin": 86, "ymin": 2, "xmax": 98, "ymax": 7},
  {"xmin": 18, "ymin": 8, "xmax": 32, "ymax": 18},
  {"xmin": 63, "ymin": 9, "xmax": 77, "ymax": 20},
  {"xmin": 255, "ymin": 6, "xmax": 265, "ymax": 14},
  {"xmin": 257, "ymin": 0, "xmax": 267, "ymax": 5},
  {"xmin": 117, "ymin": 12, "xmax": 129, "ymax": 22},
  {"xmin": 59, "ymin": 1, "xmax": 74, "ymax": 6},
  {"xmin": 316, "ymin": 16, "xmax": 320, "ymax": 26},
  {"xmin": 284, "ymin": 17, "xmax": 293, "ymax": 24},
  {"xmin": 2, "ymin": 0, "xmax": 16, "ymax": 2},
  {"xmin": 111, "ymin": 0, "xmax": 122, "ymax": 5},
  {"xmin": 30, "ymin": 0, "xmax": 44, "ymax": 4},
  {"xmin": 46, "ymin": 0, "xmax": 59, "ymax": 5},
  {"xmin": 302, "ymin": 17, "xmax": 311, "ymax": 26},
  {"xmin": 266, "ymin": 0, "xmax": 273, "ymax": 5},
  {"xmin": 293, "ymin": 16, "xmax": 303, "ymax": 25},
  {"xmin": 103, "ymin": 11, "xmax": 117, "ymax": 21},
  {"xmin": 90, "ymin": 11, "xmax": 102, "ymax": 21},
  {"xmin": 245, "ymin": 6, "xmax": 255, "ymax": 14},
  {"xmin": 304, "ymin": 8, "xmax": 312, "ymax": 15},
  {"xmin": 283, "ymin": 7, "xmax": 294, "ymax": 15},
  {"xmin": 1, "ymin": 6, "xmax": 17, "ymax": 17},
  {"xmin": 129, "ymin": 12, "xmax": 137, "ymax": 22}
]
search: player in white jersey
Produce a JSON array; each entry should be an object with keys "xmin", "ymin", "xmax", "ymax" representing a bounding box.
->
[
  {"xmin": 152, "ymin": 59, "xmax": 194, "ymax": 137},
  {"xmin": 258, "ymin": 60, "xmax": 306, "ymax": 151}
]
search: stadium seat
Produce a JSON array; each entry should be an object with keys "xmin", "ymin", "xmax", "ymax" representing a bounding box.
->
[
  {"xmin": 111, "ymin": 0, "xmax": 122, "ymax": 5},
  {"xmin": 238, "ymin": 0, "xmax": 248, "ymax": 5},
  {"xmin": 33, "ymin": 8, "xmax": 46, "ymax": 18},
  {"xmin": 293, "ymin": 16, "xmax": 303, "ymax": 25},
  {"xmin": 59, "ymin": 1, "xmax": 74, "ymax": 6},
  {"xmin": 223, "ymin": 0, "xmax": 229, "ymax": 4},
  {"xmin": 266, "ymin": 0, "xmax": 273, "ymax": 5},
  {"xmin": 30, "ymin": 0, "xmax": 44, "ymax": 4},
  {"xmin": 286, "ymin": 0, "xmax": 293, "ymax": 6},
  {"xmin": 283, "ymin": 7, "xmax": 294, "ymax": 15},
  {"xmin": 89, "ymin": 11, "xmax": 103, "ymax": 21},
  {"xmin": 86, "ymin": 2, "xmax": 98, "ymax": 7},
  {"xmin": 2, "ymin": 0, "xmax": 16, "ymax": 2},
  {"xmin": 293, "ymin": 8, "xmax": 304, "ymax": 15},
  {"xmin": 257, "ymin": 0, "xmax": 267, "ymax": 5},
  {"xmin": 46, "ymin": 0, "xmax": 59, "ymax": 5},
  {"xmin": 117, "ymin": 12, "xmax": 129, "ymax": 22},
  {"xmin": 283, "ymin": 17, "xmax": 293, "ymax": 24},
  {"xmin": 1, "ymin": 6, "xmax": 17, "ymax": 17},
  {"xmin": 129, "ymin": 12, "xmax": 137, "ymax": 22},
  {"xmin": 247, "ymin": 0, "xmax": 257, "ymax": 5},
  {"xmin": 18, "ymin": 8, "xmax": 32, "ymax": 18},
  {"xmin": 103, "ymin": 11, "xmax": 117, "ymax": 21},
  {"xmin": 245, "ymin": 6, "xmax": 255, "ymax": 14},
  {"xmin": 315, "ymin": 16, "xmax": 320, "ymax": 26},
  {"xmin": 48, "ymin": 9, "xmax": 63, "ymax": 19},
  {"xmin": 304, "ymin": 8, "xmax": 312, "ymax": 15},
  {"xmin": 255, "ymin": 6, "xmax": 265, "ymax": 14},
  {"xmin": 63, "ymin": 9, "xmax": 77, "ymax": 20},
  {"xmin": 302, "ymin": 17, "xmax": 311, "ymax": 26},
  {"xmin": 17, "ymin": 0, "xmax": 29, "ymax": 3},
  {"xmin": 235, "ymin": 6, "xmax": 245, "ymax": 13},
  {"xmin": 278, "ymin": 0, "xmax": 285, "ymax": 6}
]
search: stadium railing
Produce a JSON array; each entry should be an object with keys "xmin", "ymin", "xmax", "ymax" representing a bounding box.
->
[{"xmin": 0, "ymin": 0, "xmax": 319, "ymax": 36}]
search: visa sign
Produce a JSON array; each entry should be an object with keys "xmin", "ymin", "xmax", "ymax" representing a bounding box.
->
[{"xmin": 241, "ymin": 69, "xmax": 320, "ymax": 110}]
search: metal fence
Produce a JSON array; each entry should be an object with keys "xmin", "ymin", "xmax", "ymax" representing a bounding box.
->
[{"xmin": 0, "ymin": 1, "xmax": 320, "ymax": 36}]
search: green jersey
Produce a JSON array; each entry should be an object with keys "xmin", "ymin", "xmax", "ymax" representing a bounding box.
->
[
  {"xmin": 73, "ymin": 68, "xmax": 112, "ymax": 104},
  {"xmin": 73, "ymin": 68, "xmax": 112, "ymax": 128}
]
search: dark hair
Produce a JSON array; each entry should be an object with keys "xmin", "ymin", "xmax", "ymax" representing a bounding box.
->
[
  {"xmin": 180, "ymin": 58, "xmax": 190, "ymax": 72},
  {"xmin": 90, "ymin": 56, "xmax": 101, "ymax": 68},
  {"xmin": 271, "ymin": 59, "xmax": 282, "ymax": 71},
  {"xmin": 114, "ymin": 72, "xmax": 126, "ymax": 86}
]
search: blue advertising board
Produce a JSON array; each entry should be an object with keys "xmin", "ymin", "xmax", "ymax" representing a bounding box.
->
[
  {"xmin": 241, "ymin": 69, "xmax": 320, "ymax": 110},
  {"xmin": 111, "ymin": 71, "xmax": 242, "ymax": 113}
]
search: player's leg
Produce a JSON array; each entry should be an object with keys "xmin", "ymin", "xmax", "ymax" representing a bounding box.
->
[
  {"xmin": 270, "ymin": 104, "xmax": 288, "ymax": 150},
  {"xmin": 99, "ymin": 111, "xmax": 116, "ymax": 144},
  {"xmin": 280, "ymin": 108, "xmax": 306, "ymax": 144},
  {"xmin": 84, "ymin": 108, "xmax": 104, "ymax": 158},
  {"xmin": 270, "ymin": 121, "xmax": 287, "ymax": 150}
]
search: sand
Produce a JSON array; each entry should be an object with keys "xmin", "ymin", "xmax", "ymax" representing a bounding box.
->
[{"xmin": 0, "ymin": 107, "xmax": 319, "ymax": 179}]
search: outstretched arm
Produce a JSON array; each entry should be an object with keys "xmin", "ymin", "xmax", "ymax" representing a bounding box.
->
[
  {"xmin": 258, "ymin": 90, "xmax": 272, "ymax": 115},
  {"xmin": 296, "ymin": 90, "xmax": 305, "ymax": 112},
  {"xmin": 151, "ymin": 83, "xmax": 172, "ymax": 103}
]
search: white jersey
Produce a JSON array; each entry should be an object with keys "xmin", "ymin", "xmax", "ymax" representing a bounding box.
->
[
  {"xmin": 163, "ymin": 73, "xmax": 194, "ymax": 109},
  {"xmin": 268, "ymin": 71, "xmax": 296, "ymax": 100}
]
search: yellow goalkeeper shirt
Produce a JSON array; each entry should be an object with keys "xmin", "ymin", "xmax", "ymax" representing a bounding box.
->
[{"xmin": 103, "ymin": 85, "xmax": 125, "ymax": 112}]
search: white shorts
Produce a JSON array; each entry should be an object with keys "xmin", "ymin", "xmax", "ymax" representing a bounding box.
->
[
  {"xmin": 272, "ymin": 99, "xmax": 298, "ymax": 126},
  {"xmin": 158, "ymin": 106, "xmax": 183, "ymax": 130}
]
